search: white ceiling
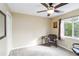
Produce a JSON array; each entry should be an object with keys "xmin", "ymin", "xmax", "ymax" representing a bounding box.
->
[{"xmin": 7, "ymin": 3, "xmax": 79, "ymax": 18}]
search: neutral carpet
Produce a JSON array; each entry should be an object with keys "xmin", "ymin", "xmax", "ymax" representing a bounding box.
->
[{"xmin": 9, "ymin": 45, "xmax": 76, "ymax": 56}]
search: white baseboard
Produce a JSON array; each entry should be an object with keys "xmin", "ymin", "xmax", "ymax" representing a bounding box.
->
[{"xmin": 58, "ymin": 44, "xmax": 73, "ymax": 52}]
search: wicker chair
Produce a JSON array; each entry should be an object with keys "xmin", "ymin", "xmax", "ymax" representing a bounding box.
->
[{"xmin": 47, "ymin": 34, "xmax": 57, "ymax": 47}]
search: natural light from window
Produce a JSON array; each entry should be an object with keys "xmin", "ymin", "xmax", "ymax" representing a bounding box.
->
[{"xmin": 61, "ymin": 16, "xmax": 79, "ymax": 40}]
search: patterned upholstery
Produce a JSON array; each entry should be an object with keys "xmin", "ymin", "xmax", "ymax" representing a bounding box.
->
[
  {"xmin": 47, "ymin": 34, "xmax": 57, "ymax": 47},
  {"xmin": 72, "ymin": 43, "xmax": 79, "ymax": 55}
]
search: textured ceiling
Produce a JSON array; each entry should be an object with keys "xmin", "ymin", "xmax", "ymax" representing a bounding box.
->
[{"xmin": 7, "ymin": 3, "xmax": 79, "ymax": 18}]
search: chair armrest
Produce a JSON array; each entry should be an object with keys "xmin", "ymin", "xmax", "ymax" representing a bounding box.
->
[
  {"xmin": 73, "ymin": 43, "xmax": 79, "ymax": 48},
  {"xmin": 73, "ymin": 43, "xmax": 79, "ymax": 45}
]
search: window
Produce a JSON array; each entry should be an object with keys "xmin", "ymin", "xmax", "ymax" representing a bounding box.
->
[
  {"xmin": 61, "ymin": 16, "xmax": 79, "ymax": 39},
  {"xmin": 64, "ymin": 22, "xmax": 72, "ymax": 36},
  {"xmin": 74, "ymin": 21, "xmax": 79, "ymax": 37}
]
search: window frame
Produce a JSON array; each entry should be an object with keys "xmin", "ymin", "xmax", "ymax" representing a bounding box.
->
[{"xmin": 61, "ymin": 16, "xmax": 79, "ymax": 40}]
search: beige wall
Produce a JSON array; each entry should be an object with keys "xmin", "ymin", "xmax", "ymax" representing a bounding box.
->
[
  {"xmin": 0, "ymin": 3, "xmax": 12, "ymax": 56},
  {"xmin": 51, "ymin": 9, "xmax": 79, "ymax": 51},
  {"xmin": 0, "ymin": 3, "xmax": 8, "ymax": 56},
  {"xmin": 12, "ymin": 13, "xmax": 51, "ymax": 48}
]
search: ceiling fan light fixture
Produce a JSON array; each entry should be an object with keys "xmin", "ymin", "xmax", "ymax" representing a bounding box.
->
[{"xmin": 47, "ymin": 10, "xmax": 54, "ymax": 14}]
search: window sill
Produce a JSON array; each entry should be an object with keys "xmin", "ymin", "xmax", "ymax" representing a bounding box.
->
[{"xmin": 61, "ymin": 36, "xmax": 79, "ymax": 40}]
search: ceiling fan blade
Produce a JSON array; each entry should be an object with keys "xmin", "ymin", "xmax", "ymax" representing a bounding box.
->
[
  {"xmin": 41, "ymin": 3, "xmax": 48, "ymax": 9},
  {"xmin": 55, "ymin": 3, "xmax": 68, "ymax": 9},
  {"xmin": 54, "ymin": 10, "xmax": 62, "ymax": 13},
  {"xmin": 37, "ymin": 10, "xmax": 47, "ymax": 13}
]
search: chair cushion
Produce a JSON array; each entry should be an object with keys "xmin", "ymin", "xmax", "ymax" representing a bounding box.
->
[{"xmin": 73, "ymin": 48, "xmax": 79, "ymax": 53}]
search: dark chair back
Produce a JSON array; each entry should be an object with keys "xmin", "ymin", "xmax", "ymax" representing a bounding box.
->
[{"xmin": 48, "ymin": 34, "xmax": 57, "ymax": 41}]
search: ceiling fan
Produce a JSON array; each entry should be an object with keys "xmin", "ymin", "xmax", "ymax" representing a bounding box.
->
[{"xmin": 37, "ymin": 3, "xmax": 68, "ymax": 16}]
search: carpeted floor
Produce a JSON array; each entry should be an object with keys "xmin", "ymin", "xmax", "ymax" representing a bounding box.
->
[{"xmin": 9, "ymin": 45, "xmax": 76, "ymax": 56}]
